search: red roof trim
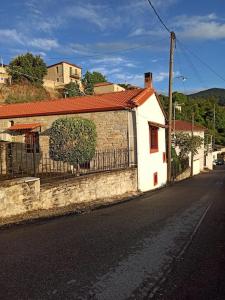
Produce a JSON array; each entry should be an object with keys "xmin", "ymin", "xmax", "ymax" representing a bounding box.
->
[
  {"xmin": 8, "ymin": 123, "xmax": 42, "ymax": 130},
  {"xmin": 0, "ymin": 88, "xmax": 160, "ymax": 119},
  {"xmin": 173, "ymin": 120, "xmax": 206, "ymax": 132},
  {"xmin": 2, "ymin": 107, "xmax": 124, "ymax": 120}
]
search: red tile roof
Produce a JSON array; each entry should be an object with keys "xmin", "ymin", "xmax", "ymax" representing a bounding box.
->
[
  {"xmin": 0, "ymin": 88, "xmax": 155, "ymax": 119},
  {"xmin": 8, "ymin": 123, "xmax": 42, "ymax": 131},
  {"xmin": 173, "ymin": 120, "xmax": 206, "ymax": 132}
]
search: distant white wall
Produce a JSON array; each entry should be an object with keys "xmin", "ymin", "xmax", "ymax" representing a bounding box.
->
[{"xmin": 136, "ymin": 94, "xmax": 167, "ymax": 192}]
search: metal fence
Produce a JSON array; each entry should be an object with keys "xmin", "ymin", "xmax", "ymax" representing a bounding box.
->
[
  {"xmin": 0, "ymin": 142, "xmax": 136, "ymax": 182},
  {"xmin": 171, "ymin": 158, "xmax": 189, "ymax": 180}
]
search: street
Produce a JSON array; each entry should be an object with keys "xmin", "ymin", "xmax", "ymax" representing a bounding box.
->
[{"xmin": 0, "ymin": 167, "xmax": 224, "ymax": 300}]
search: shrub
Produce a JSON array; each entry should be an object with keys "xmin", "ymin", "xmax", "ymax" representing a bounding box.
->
[{"xmin": 49, "ymin": 117, "xmax": 97, "ymax": 165}]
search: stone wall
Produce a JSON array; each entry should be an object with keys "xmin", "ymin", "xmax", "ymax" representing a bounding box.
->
[
  {"xmin": 0, "ymin": 110, "xmax": 129, "ymax": 175},
  {"xmin": 0, "ymin": 110, "xmax": 129, "ymax": 150},
  {"xmin": 0, "ymin": 168, "xmax": 137, "ymax": 222},
  {"xmin": 0, "ymin": 177, "xmax": 40, "ymax": 218}
]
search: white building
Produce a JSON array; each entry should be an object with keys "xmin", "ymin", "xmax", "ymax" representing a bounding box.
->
[
  {"xmin": 173, "ymin": 120, "xmax": 213, "ymax": 174},
  {"xmin": 0, "ymin": 73, "xmax": 167, "ymax": 192}
]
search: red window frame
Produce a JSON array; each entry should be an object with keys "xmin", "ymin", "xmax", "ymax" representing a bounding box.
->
[
  {"xmin": 153, "ymin": 172, "xmax": 158, "ymax": 186},
  {"xmin": 163, "ymin": 152, "xmax": 166, "ymax": 163},
  {"xmin": 149, "ymin": 124, "xmax": 159, "ymax": 153}
]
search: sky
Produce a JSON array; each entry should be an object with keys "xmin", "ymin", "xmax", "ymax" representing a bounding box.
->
[{"xmin": 1, "ymin": 0, "xmax": 225, "ymax": 94}]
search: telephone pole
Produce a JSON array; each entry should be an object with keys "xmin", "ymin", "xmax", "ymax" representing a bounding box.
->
[
  {"xmin": 167, "ymin": 31, "xmax": 176, "ymax": 183},
  {"xmin": 190, "ymin": 112, "xmax": 194, "ymax": 177},
  {"xmin": 213, "ymin": 104, "xmax": 216, "ymax": 150}
]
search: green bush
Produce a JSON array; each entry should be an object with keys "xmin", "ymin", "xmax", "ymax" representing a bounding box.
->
[{"xmin": 49, "ymin": 117, "xmax": 97, "ymax": 165}]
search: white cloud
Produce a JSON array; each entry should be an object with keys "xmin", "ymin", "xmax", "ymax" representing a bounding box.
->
[
  {"xmin": 0, "ymin": 29, "xmax": 24, "ymax": 44},
  {"xmin": 154, "ymin": 71, "xmax": 180, "ymax": 82},
  {"xmin": 65, "ymin": 3, "xmax": 113, "ymax": 30},
  {"xmin": 174, "ymin": 14, "xmax": 225, "ymax": 40},
  {"xmin": 29, "ymin": 38, "xmax": 59, "ymax": 51}
]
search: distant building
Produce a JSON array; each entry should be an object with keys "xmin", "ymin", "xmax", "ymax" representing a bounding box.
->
[
  {"xmin": 0, "ymin": 65, "xmax": 11, "ymax": 85},
  {"xmin": 94, "ymin": 82, "xmax": 125, "ymax": 94},
  {"xmin": 173, "ymin": 120, "xmax": 213, "ymax": 172},
  {"xmin": 44, "ymin": 61, "xmax": 82, "ymax": 89}
]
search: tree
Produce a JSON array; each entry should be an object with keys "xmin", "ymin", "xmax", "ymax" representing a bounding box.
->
[
  {"xmin": 175, "ymin": 132, "xmax": 203, "ymax": 159},
  {"xmin": 49, "ymin": 117, "xmax": 97, "ymax": 165},
  {"xmin": 82, "ymin": 71, "xmax": 107, "ymax": 95},
  {"xmin": 7, "ymin": 52, "xmax": 47, "ymax": 85},
  {"xmin": 64, "ymin": 82, "xmax": 83, "ymax": 97}
]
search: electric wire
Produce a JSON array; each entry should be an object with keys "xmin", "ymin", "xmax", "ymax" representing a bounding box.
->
[{"xmin": 146, "ymin": 0, "xmax": 171, "ymax": 33}]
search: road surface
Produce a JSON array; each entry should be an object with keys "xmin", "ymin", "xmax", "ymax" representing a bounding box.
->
[{"xmin": 0, "ymin": 167, "xmax": 224, "ymax": 299}]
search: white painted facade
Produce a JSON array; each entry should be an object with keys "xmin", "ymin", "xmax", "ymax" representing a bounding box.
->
[
  {"xmin": 135, "ymin": 93, "xmax": 167, "ymax": 192},
  {"xmin": 175, "ymin": 130, "xmax": 213, "ymax": 174}
]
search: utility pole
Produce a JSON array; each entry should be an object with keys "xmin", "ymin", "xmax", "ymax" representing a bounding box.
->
[
  {"xmin": 213, "ymin": 103, "xmax": 216, "ymax": 150},
  {"xmin": 167, "ymin": 31, "xmax": 176, "ymax": 183},
  {"xmin": 190, "ymin": 112, "xmax": 194, "ymax": 177}
]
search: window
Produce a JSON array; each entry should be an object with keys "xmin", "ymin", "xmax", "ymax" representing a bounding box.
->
[
  {"xmin": 25, "ymin": 132, "xmax": 40, "ymax": 153},
  {"xmin": 70, "ymin": 67, "xmax": 72, "ymax": 75},
  {"xmin": 57, "ymin": 78, "xmax": 59, "ymax": 82},
  {"xmin": 163, "ymin": 152, "xmax": 166, "ymax": 163},
  {"xmin": 56, "ymin": 66, "xmax": 59, "ymax": 73},
  {"xmin": 75, "ymin": 68, "xmax": 77, "ymax": 75},
  {"xmin": 149, "ymin": 124, "xmax": 158, "ymax": 153},
  {"xmin": 153, "ymin": 172, "xmax": 158, "ymax": 186}
]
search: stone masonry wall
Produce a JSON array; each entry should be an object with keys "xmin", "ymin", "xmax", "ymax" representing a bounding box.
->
[
  {"xmin": 0, "ymin": 168, "xmax": 137, "ymax": 221},
  {"xmin": 0, "ymin": 177, "xmax": 40, "ymax": 218},
  {"xmin": 0, "ymin": 110, "xmax": 129, "ymax": 150}
]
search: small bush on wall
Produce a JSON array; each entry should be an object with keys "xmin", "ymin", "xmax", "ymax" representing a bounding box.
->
[{"xmin": 49, "ymin": 117, "xmax": 97, "ymax": 165}]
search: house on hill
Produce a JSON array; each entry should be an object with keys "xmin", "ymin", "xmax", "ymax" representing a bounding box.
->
[
  {"xmin": 173, "ymin": 120, "xmax": 213, "ymax": 173},
  {"xmin": 0, "ymin": 73, "xmax": 167, "ymax": 192},
  {"xmin": 43, "ymin": 61, "xmax": 82, "ymax": 90},
  {"xmin": 94, "ymin": 82, "xmax": 125, "ymax": 94}
]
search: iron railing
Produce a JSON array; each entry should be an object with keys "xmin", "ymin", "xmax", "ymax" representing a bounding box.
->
[{"xmin": 0, "ymin": 142, "xmax": 136, "ymax": 182}]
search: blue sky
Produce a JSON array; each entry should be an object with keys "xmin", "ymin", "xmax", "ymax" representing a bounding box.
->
[{"xmin": 1, "ymin": 0, "xmax": 225, "ymax": 94}]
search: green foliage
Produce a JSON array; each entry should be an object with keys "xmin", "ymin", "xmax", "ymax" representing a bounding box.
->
[
  {"xmin": 159, "ymin": 91, "xmax": 225, "ymax": 146},
  {"xmin": 64, "ymin": 82, "xmax": 83, "ymax": 97},
  {"xmin": 189, "ymin": 88, "xmax": 225, "ymax": 106},
  {"xmin": 7, "ymin": 52, "xmax": 47, "ymax": 85},
  {"xmin": 49, "ymin": 117, "xmax": 97, "ymax": 165},
  {"xmin": 175, "ymin": 132, "xmax": 203, "ymax": 159},
  {"xmin": 82, "ymin": 71, "xmax": 107, "ymax": 95}
]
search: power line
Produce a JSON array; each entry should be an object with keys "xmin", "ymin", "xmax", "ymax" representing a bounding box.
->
[
  {"xmin": 146, "ymin": 0, "xmax": 171, "ymax": 33},
  {"xmin": 177, "ymin": 39, "xmax": 225, "ymax": 84}
]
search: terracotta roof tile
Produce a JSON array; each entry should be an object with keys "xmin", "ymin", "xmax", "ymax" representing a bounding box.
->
[
  {"xmin": 174, "ymin": 120, "xmax": 206, "ymax": 132},
  {"xmin": 0, "ymin": 88, "xmax": 155, "ymax": 119},
  {"xmin": 8, "ymin": 123, "xmax": 42, "ymax": 131}
]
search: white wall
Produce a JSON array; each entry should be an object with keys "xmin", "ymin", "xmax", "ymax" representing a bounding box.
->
[
  {"xmin": 136, "ymin": 94, "xmax": 167, "ymax": 192},
  {"xmin": 175, "ymin": 130, "xmax": 205, "ymax": 174}
]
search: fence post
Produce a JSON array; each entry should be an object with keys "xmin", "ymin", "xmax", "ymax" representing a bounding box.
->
[{"xmin": 33, "ymin": 138, "xmax": 37, "ymax": 177}]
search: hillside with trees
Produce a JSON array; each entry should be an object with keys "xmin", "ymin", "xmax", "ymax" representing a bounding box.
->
[
  {"xmin": 160, "ymin": 91, "xmax": 225, "ymax": 146},
  {"xmin": 188, "ymin": 88, "xmax": 225, "ymax": 106}
]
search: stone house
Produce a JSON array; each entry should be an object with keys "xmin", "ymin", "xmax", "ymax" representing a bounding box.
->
[
  {"xmin": 0, "ymin": 65, "xmax": 11, "ymax": 85},
  {"xmin": 43, "ymin": 61, "xmax": 82, "ymax": 89},
  {"xmin": 173, "ymin": 120, "xmax": 213, "ymax": 173},
  {"xmin": 0, "ymin": 73, "xmax": 167, "ymax": 192},
  {"xmin": 94, "ymin": 82, "xmax": 125, "ymax": 94}
]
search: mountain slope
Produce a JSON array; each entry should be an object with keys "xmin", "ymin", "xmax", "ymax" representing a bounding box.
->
[{"xmin": 188, "ymin": 88, "xmax": 225, "ymax": 105}]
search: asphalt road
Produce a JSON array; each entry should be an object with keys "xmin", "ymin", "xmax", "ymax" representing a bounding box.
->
[
  {"xmin": 0, "ymin": 167, "xmax": 224, "ymax": 300},
  {"xmin": 153, "ymin": 165, "xmax": 225, "ymax": 300}
]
